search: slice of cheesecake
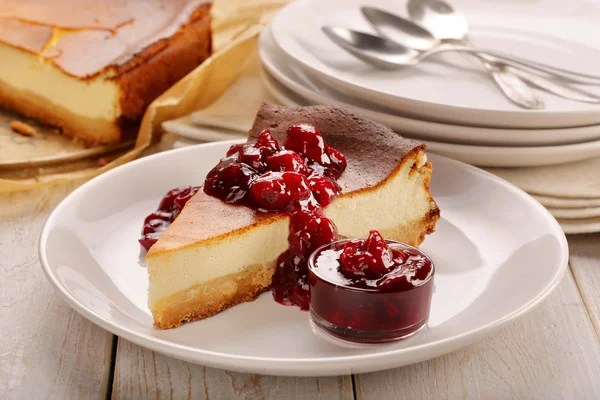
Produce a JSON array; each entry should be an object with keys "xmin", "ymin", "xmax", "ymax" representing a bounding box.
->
[
  {"xmin": 146, "ymin": 103, "xmax": 440, "ymax": 329},
  {"xmin": 0, "ymin": 0, "xmax": 211, "ymax": 145}
]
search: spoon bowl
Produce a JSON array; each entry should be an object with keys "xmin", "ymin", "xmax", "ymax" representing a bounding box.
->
[
  {"xmin": 322, "ymin": 26, "xmax": 421, "ymax": 69},
  {"xmin": 360, "ymin": 6, "xmax": 437, "ymax": 52},
  {"xmin": 407, "ymin": 0, "xmax": 469, "ymax": 41}
]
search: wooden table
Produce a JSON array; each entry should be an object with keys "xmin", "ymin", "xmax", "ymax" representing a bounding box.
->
[{"xmin": 2, "ymin": 185, "xmax": 600, "ymax": 399}]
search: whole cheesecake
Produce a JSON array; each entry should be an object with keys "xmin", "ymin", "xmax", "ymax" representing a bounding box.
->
[
  {"xmin": 146, "ymin": 103, "xmax": 440, "ymax": 329},
  {"xmin": 0, "ymin": 0, "xmax": 212, "ymax": 145}
]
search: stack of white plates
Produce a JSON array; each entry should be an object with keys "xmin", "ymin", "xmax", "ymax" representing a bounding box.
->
[{"xmin": 261, "ymin": 0, "xmax": 600, "ymax": 168}]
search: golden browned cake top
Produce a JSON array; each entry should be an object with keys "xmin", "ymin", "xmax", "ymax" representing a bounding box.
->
[
  {"xmin": 0, "ymin": 0, "xmax": 211, "ymax": 78},
  {"xmin": 148, "ymin": 103, "xmax": 426, "ymax": 256}
]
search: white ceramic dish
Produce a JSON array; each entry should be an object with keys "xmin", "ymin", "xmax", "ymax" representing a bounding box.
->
[
  {"xmin": 558, "ymin": 216, "xmax": 600, "ymax": 234},
  {"xmin": 271, "ymin": 0, "xmax": 600, "ymax": 129},
  {"xmin": 263, "ymin": 72, "xmax": 600, "ymax": 168},
  {"xmin": 40, "ymin": 140, "xmax": 568, "ymax": 376},
  {"xmin": 534, "ymin": 195, "xmax": 600, "ymax": 209},
  {"xmin": 422, "ymin": 140, "xmax": 600, "ymax": 168},
  {"xmin": 259, "ymin": 27, "xmax": 600, "ymax": 147},
  {"xmin": 550, "ymin": 206, "xmax": 600, "ymax": 219}
]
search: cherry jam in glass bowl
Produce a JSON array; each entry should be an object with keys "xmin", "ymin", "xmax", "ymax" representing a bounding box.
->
[{"xmin": 308, "ymin": 231, "xmax": 434, "ymax": 343}]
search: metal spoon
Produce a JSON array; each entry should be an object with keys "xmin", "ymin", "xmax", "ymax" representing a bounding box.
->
[
  {"xmin": 322, "ymin": 25, "xmax": 600, "ymax": 86},
  {"xmin": 361, "ymin": 6, "xmax": 544, "ymax": 109},
  {"xmin": 404, "ymin": 0, "xmax": 600, "ymax": 103}
]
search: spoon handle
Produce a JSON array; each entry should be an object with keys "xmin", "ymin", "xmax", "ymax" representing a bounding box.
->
[
  {"xmin": 457, "ymin": 38, "xmax": 544, "ymax": 109},
  {"xmin": 503, "ymin": 66, "xmax": 600, "ymax": 104},
  {"xmin": 429, "ymin": 44, "xmax": 600, "ymax": 85},
  {"xmin": 482, "ymin": 61, "xmax": 545, "ymax": 109}
]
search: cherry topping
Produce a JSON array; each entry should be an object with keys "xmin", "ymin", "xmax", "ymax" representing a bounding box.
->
[
  {"xmin": 139, "ymin": 186, "xmax": 200, "ymax": 251},
  {"xmin": 238, "ymin": 145, "xmax": 267, "ymax": 172},
  {"xmin": 139, "ymin": 232, "xmax": 162, "ymax": 251},
  {"xmin": 307, "ymin": 175, "xmax": 341, "ymax": 207},
  {"xmin": 158, "ymin": 187, "xmax": 190, "ymax": 213},
  {"xmin": 265, "ymin": 150, "xmax": 309, "ymax": 174},
  {"xmin": 204, "ymin": 161, "xmax": 257, "ymax": 204},
  {"xmin": 226, "ymin": 144, "xmax": 245, "ymax": 157},
  {"xmin": 281, "ymin": 172, "xmax": 311, "ymax": 203},
  {"xmin": 325, "ymin": 145, "xmax": 347, "ymax": 179},
  {"xmin": 339, "ymin": 230, "xmax": 392, "ymax": 280},
  {"xmin": 284, "ymin": 124, "xmax": 330, "ymax": 165},
  {"xmin": 250, "ymin": 172, "xmax": 292, "ymax": 211},
  {"xmin": 143, "ymin": 210, "xmax": 172, "ymax": 226},
  {"xmin": 143, "ymin": 218, "xmax": 170, "ymax": 235},
  {"xmin": 255, "ymin": 129, "xmax": 280, "ymax": 154},
  {"xmin": 140, "ymin": 123, "xmax": 348, "ymax": 311},
  {"xmin": 172, "ymin": 186, "xmax": 200, "ymax": 218},
  {"xmin": 289, "ymin": 210, "xmax": 339, "ymax": 256}
]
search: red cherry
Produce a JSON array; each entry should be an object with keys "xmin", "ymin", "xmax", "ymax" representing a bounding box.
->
[
  {"xmin": 255, "ymin": 129, "xmax": 280, "ymax": 154},
  {"xmin": 250, "ymin": 172, "xmax": 292, "ymax": 211},
  {"xmin": 392, "ymin": 249, "xmax": 408, "ymax": 266},
  {"xmin": 311, "ymin": 214, "xmax": 338, "ymax": 250},
  {"xmin": 265, "ymin": 150, "xmax": 308, "ymax": 174},
  {"xmin": 340, "ymin": 242, "xmax": 374, "ymax": 275},
  {"xmin": 226, "ymin": 144, "xmax": 244, "ymax": 157},
  {"xmin": 284, "ymin": 124, "xmax": 329, "ymax": 165},
  {"xmin": 143, "ymin": 219, "xmax": 170, "ymax": 235},
  {"xmin": 139, "ymin": 232, "xmax": 161, "ymax": 251},
  {"xmin": 307, "ymin": 175, "xmax": 341, "ymax": 207},
  {"xmin": 338, "ymin": 231, "xmax": 393, "ymax": 280},
  {"xmin": 172, "ymin": 186, "xmax": 200, "ymax": 217},
  {"xmin": 143, "ymin": 210, "xmax": 173, "ymax": 225},
  {"xmin": 363, "ymin": 230, "xmax": 393, "ymax": 274},
  {"xmin": 238, "ymin": 145, "xmax": 267, "ymax": 171},
  {"xmin": 158, "ymin": 186, "xmax": 191, "ymax": 212},
  {"xmin": 364, "ymin": 230, "xmax": 391, "ymax": 258},
  {"xmin": 325, "ymin": 145, "xmax": 347, "ymax": 178},
  {"xmin": 289, "ymin": 210, "xmax": 338, "ymax": 255},
  {"xmin": 281, "ymin": 172, "xmax": 311, "ymax": 202},
  {"xmin": 204, "ymin": 162, "xmax": 256, "ymax": 204}
]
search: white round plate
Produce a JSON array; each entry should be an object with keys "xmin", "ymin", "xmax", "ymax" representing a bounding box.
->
[
  {"xmin": 271, "ymin": 0, "xmax": 600, "ymax": 129},
  {"xmin": 263, "ymin": 72, "xmax": 600, "ymax": 168},
  {"xmin": 40, "ymin": 141, "xmax": 568, "ymax": 376},
  {"xmin": 259, "ymin": 27, "xmax": 600, "ymax": 147}
]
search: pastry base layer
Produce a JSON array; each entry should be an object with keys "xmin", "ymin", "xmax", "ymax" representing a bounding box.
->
[{"xmin": 151, "ymin": 213, "xmax": 439, "ymax": 329}]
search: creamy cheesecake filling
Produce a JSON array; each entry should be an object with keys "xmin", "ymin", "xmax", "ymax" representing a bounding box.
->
[
  {"xmin": 146, "ymin": 154, "xmax": 434, "ymax": 308},
  {"xmin": 326, "ymin": 153, "xmax": 431, "ymax": 237},
  {"xmin": 148, "ymin": 219, "xmax": 289, "ymax": 308},
  {"xmin": 0, "ymin": 43, "xmax": 121, "ymax": 121}
]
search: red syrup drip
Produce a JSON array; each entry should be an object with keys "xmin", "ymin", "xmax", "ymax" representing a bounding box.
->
[
  {"xmin": 139, "ymin": 186, "xmax": 200, "ymax": 251},
  {"xmin": 139, "ymin": 125, "xmax": 347, "ymax": 310}
]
